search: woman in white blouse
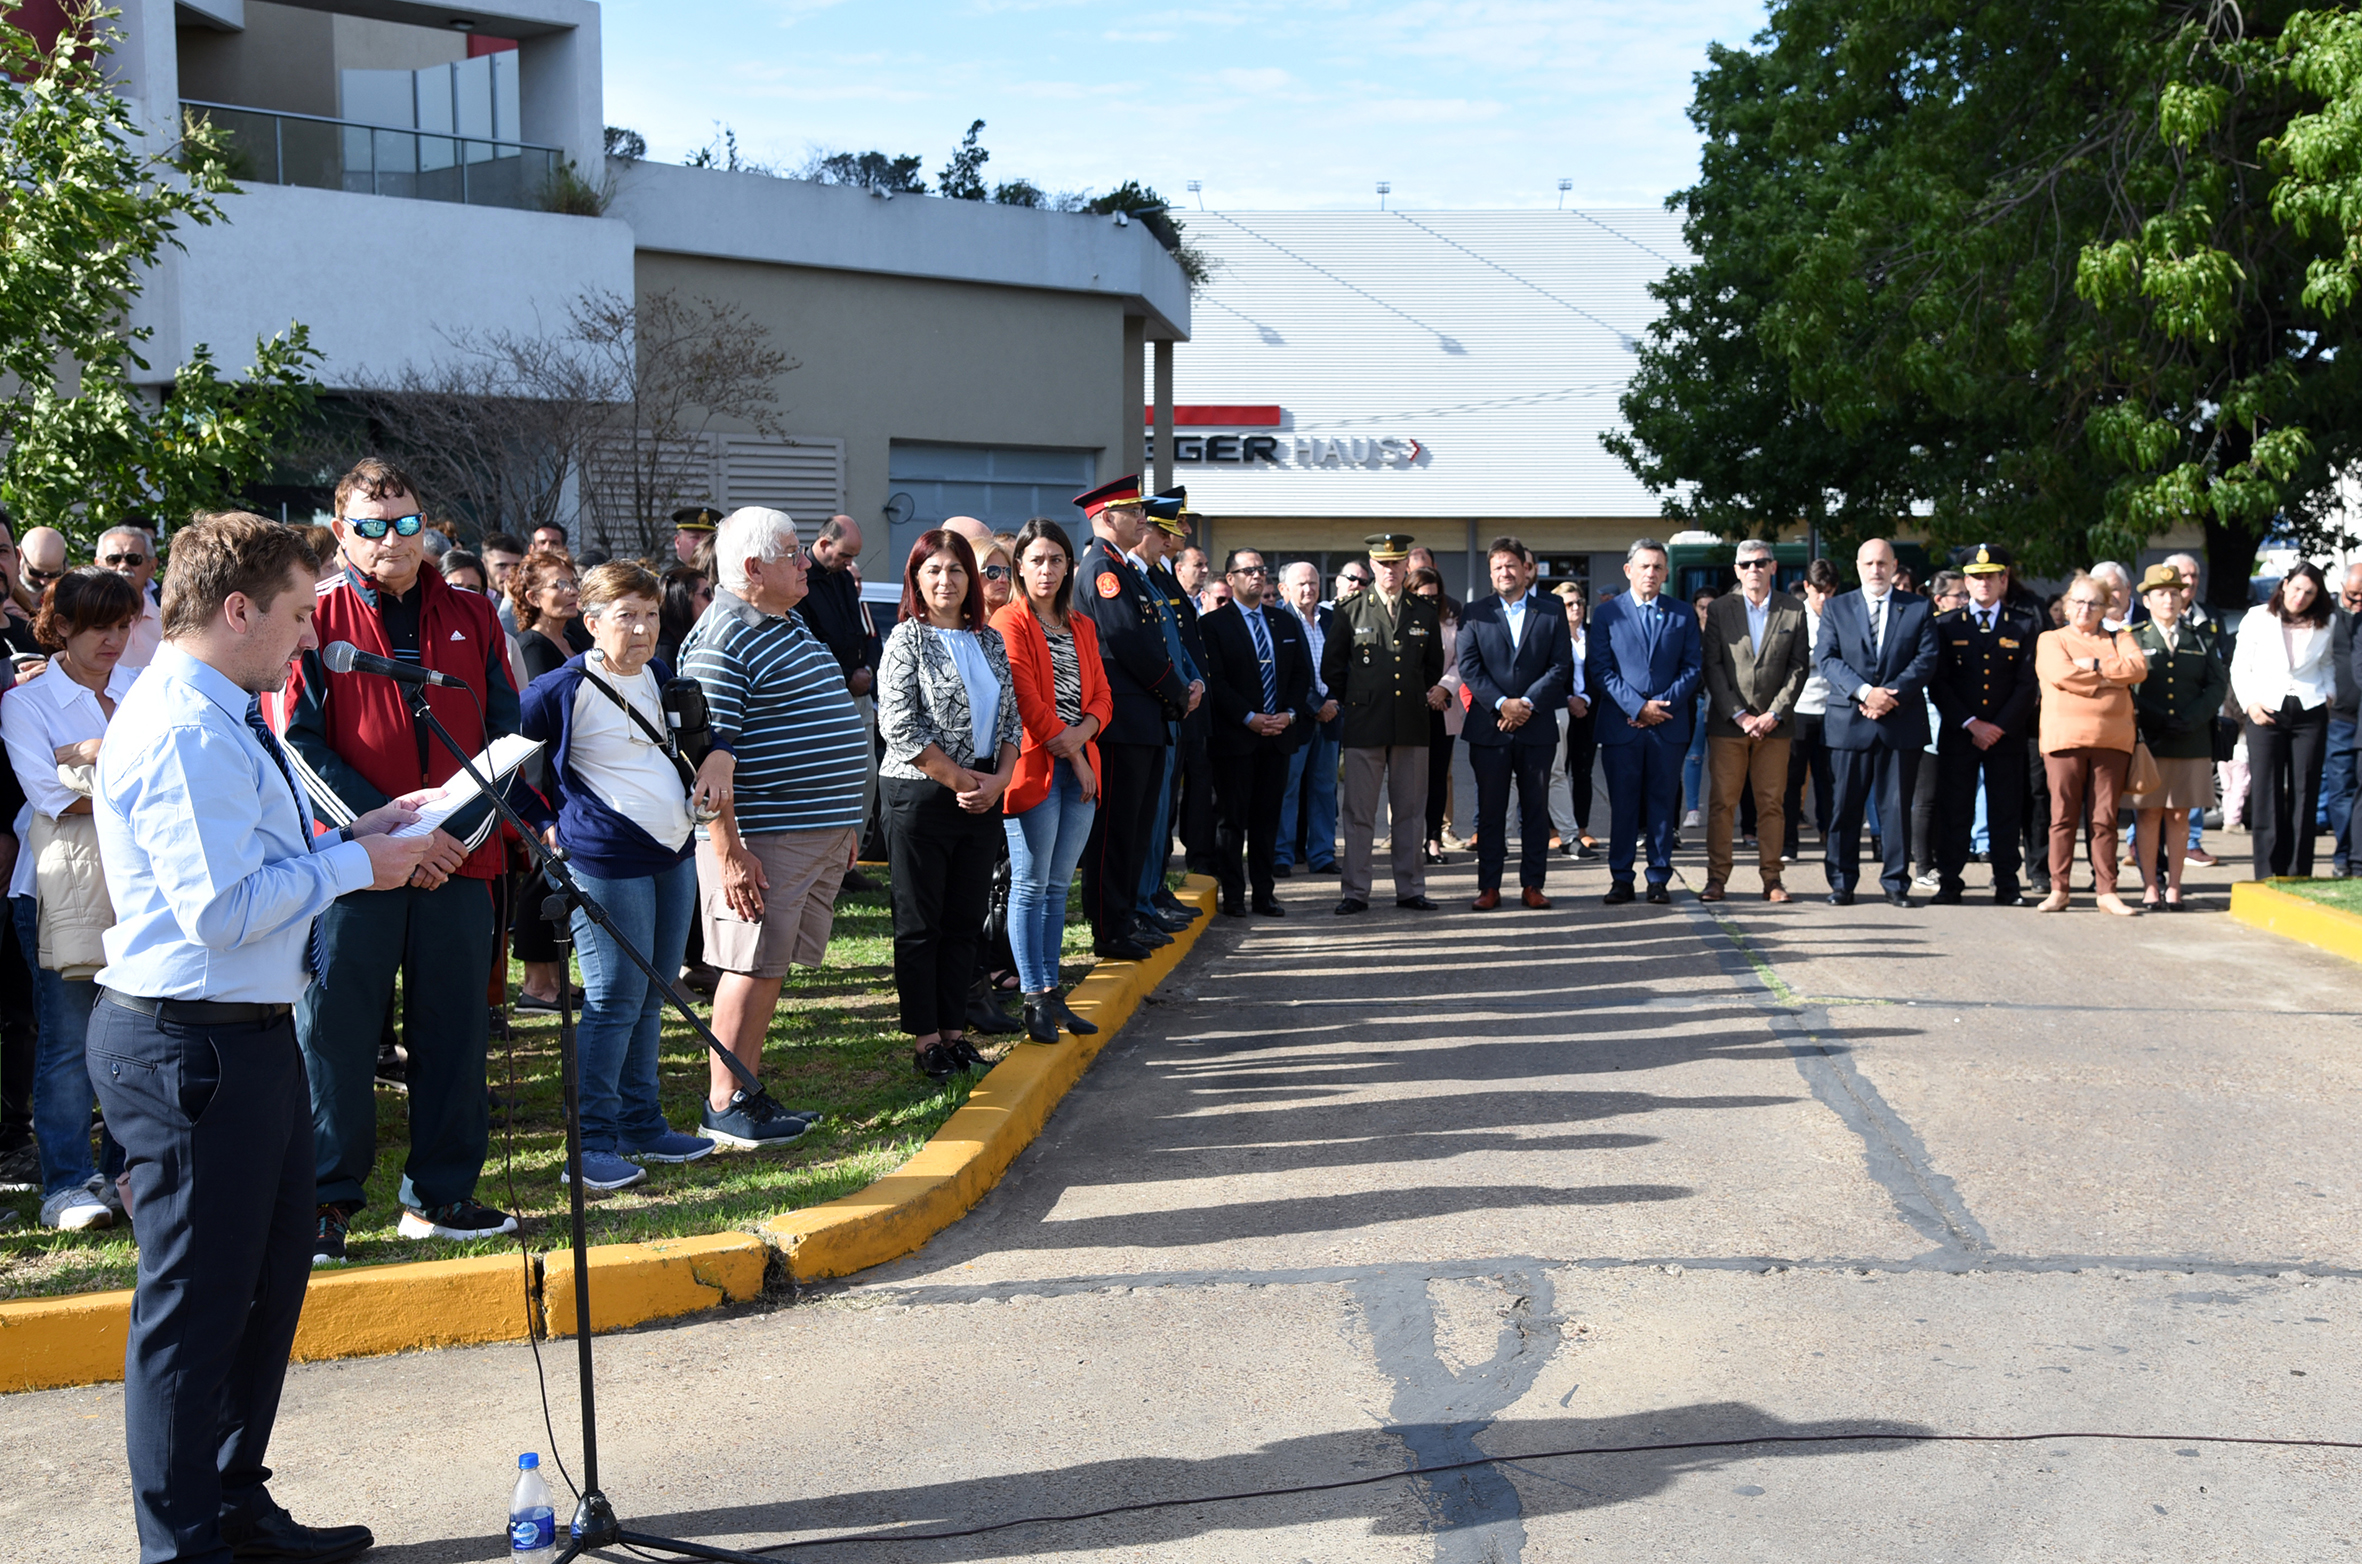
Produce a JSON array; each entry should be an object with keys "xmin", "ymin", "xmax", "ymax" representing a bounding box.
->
[
  {"xmin": 2229, "ymin": 561, "xmax": 2337, "ymax": 879},
  {"xmin": 2, "ymin": 567, "xmax": 143, "ymax": 1230}
]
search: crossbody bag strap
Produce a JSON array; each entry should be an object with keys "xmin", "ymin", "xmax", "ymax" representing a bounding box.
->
[{"xmin": 581, "ymin": 665, "xmax": 698, "ymax": 794}]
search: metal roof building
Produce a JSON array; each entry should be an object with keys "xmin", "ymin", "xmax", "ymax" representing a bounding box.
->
[{"xmin": 1152, "ymin": 207, "xmax": 1692, "ymax": 601}]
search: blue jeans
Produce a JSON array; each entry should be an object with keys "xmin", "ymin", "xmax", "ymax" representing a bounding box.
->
[
  {"xmin": 1279, "ymin": 728, "xmax": 1340, "ymax": 867},
  {"xmin": 12, "ymin": 895, "xmax": 105, "ymax": 1197},
  {"xmin": 569, "ymin": 858, "xmax": 696, "ymax": 1154},
  {"xmin": 1004, "ymin": 763, "xmax": 1097, "ymax": 993},
  {"xmin": 2323, "ymin": 717, "xmax": 2357, "ymax": 864}
]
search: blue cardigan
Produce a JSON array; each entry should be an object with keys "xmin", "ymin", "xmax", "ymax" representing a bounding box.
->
[{"xmin": 518, "ymin": 654, "xmax": 695, "ymax": 880}]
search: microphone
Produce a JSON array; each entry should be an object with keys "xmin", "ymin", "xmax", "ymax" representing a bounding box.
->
[{"xmin": 321, "ymin": 640, "xmax": 457, "ymax": 687}]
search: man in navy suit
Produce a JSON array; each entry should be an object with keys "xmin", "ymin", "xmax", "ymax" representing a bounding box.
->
[
  {"xmin": 1590, "ymin": 539, "xmax": 1703, "ymax": 905},
  {"xmin": 1458, "ymin": 535, "xmax": 1575, "ymax": 909},
  {"xmin": 1197, "ymin": 550, "xmax": 1316, "ymax": 916},
  {"xmin": 1816, "ymin": 537, "xmax": 1940, "ymax": 905}
]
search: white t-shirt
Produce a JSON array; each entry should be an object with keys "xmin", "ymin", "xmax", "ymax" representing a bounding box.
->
[{"xmin": 569, "ymin": 661, "xmax": 694, "ymax": 852}]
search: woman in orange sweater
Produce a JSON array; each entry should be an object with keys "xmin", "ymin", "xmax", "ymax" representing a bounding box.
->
[
  {"xmin": 991, "ymin": 518, "xmax": 1115, "ymax": 1044},
  {"xmin": 2034, "ymin": 573, "xmax": 2149, "ymax": 915}
]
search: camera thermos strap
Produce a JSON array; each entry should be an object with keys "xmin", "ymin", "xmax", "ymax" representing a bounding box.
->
[{"xmin": 581, "ymin": 666, "xmax": 699, "ymax": 796}]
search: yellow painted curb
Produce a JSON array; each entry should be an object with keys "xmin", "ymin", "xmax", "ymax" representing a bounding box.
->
[
  {"xmin": 0, "ymin": 1286, "xmax": 133, "ymax": 1393},
  {"xmin": 0, "ymin": 873, "xmax": 1217, "ymax": 1391},
  {"xmin": 763, "ymin": 873, "xmax": 1217, "ymax": 1281},
  {"xmin": 2229, "ymin": 879, "xmax": 2362, "ymax": 965},
  {"xmin": 542, "ymin": 1233, "xmax": 769, "ymax": 1338},
  {"xmin": 292, "ymin": 1253, "xmax": 537, "ymax": 1363}
]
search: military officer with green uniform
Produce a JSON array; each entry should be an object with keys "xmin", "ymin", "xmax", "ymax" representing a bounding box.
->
[{"xmin": 1320, "ymin": 532, "xmax": 1448, "ymax": 914}]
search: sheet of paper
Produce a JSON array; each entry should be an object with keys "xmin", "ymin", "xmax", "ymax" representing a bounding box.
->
[{"xmin": 390, "ymin": 733, "xmax": 542, "ymax": 839}]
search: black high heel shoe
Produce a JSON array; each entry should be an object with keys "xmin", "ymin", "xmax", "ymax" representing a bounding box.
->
[{"xmin": 1052, "ymin": 990, "xmax": 1098, "ymax": 1035}]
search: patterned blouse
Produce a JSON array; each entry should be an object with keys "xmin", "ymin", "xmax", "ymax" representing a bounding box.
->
[
  {"xmin": 1044, "ymin": 626, "xmax": 1083, "ymax": 727},
  {"xmin": 878, "ymin": 618, "xmax": 1024, "ymax": 782}
]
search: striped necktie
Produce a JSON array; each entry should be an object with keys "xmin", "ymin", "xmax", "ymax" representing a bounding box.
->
[
  {"xmin": 1247, "ymin": 608, "xmax": 1279, "ymax": 712},
  {"xmin": 247, "ymin": 701, "xmax": 327, "ymax": 978}
]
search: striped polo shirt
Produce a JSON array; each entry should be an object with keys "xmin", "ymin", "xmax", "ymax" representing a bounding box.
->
[{"xmin": 680, "ymin": 586, "xmax": 868, "ymax": 837}]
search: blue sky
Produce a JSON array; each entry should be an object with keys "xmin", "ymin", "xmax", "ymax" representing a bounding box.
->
[{"xmin": 599, "ymin": 1, "xmax": 1772, "ymax": 210}]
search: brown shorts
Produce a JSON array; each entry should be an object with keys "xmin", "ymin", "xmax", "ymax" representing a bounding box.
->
[{"xmin": 695, "ymin": 826, "xmax": 856, "ymax": 980}]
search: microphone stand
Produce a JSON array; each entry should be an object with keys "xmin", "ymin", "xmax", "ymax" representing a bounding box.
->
[{"xmin": 401, "ymin": 683, "xmax": 785, "ymax": 1564}]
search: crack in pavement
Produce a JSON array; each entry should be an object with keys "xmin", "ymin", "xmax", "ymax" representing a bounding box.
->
[{"xmin": 1350, "ymin": 1263, "xmax": 1559, "ymax": 1564}]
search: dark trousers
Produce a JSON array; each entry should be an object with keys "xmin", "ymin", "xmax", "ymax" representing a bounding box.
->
[
  {"xmin": 1176, "ymin": 728, "xmax": 1218, "ymax": 874},
  {"xmin": 298, "ymin": 877, "xmax": 494, "ymax": 1212},
  {"xmin": 1425, "ymin": 712, "xmax": 1454, "ymax": 842},
  {"xmin": 1828, "ymin": 744, "xmax": 1922, "ymax": 897},
  {"xmin": 1782, "ymin": 711, "xmax": 1833, "ymax": 858},
  {"xmin": 1601, "ymin": 733, "xmax": 1681, "ymax": 885},
  {"xmin": 2246, "ymin": 699, "xmax": 2330, "ymax": 879},
  {"xmin": 1935, "ymin": 725, "xmax": 2026, "ymax": 896},
  {"xmin": 1213, "ymin": 747, "xmax": 1290, "ymax": 905},
  {"xmin": 1082, "ymin": 741, "xmax": 1162, "ymax": 943},
  {"xmin": 91, "ymin": 997, "xmax": 313, "ymax": 1564},
  {"xmin": 1564, "ymin": 708, "xmax": 1598, "ymax": 835},
  {"xmin": 0, "ymin": 908, "xmax": 35, "ymax": 1147},
  {"xmin": 883, "ymin": 776, "xmax": 1001, "ymax": 1036},
  {"xmin": 1471, "ymin": 741, "xmax": 1554, "ymax": 890},
  {"xmin": 2022, "ymin": 735, "xmax": 2054, "ymax": 889}
]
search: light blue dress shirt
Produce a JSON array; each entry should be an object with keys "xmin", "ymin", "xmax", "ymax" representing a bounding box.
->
[
  {"xmin": 95, "ymin": 644, "xmax": 373, "ymax": 1003},
  {"xmin": 1744, "ymin": 592, "xmax": 1771, "ymax": 656},
  {"xmin": 1496, "ymin": 590, "xmax": 1534, "ymax": 711}
]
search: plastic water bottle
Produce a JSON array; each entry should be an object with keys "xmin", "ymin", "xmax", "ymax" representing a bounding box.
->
[{"xmin": 509, "ymin": 1453, "xmax": 555, "ymax": 1563}]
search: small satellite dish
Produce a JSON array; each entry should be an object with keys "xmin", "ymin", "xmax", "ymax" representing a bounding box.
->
[{"xmin": 882, "ymin": 492, "xmax": 916, "ymax": 527}]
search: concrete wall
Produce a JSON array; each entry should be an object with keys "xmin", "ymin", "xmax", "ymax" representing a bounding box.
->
[
  {"xmin": 149, "ymin": 181, "xmax": 632, "ymax": 387},
  {"xmin": 637, "ymin": 251, "xmax": 1133, "ymax": 583}
]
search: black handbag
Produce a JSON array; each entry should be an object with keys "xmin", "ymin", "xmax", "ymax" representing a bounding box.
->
[{"xmin": 2210, "ymin": 715, "xmax": 2240, "ymax": 763}]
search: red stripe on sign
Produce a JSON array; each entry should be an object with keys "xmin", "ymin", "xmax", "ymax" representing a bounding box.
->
[{"xmin": 1143, "ymin": 405, "xmax": 1283, "ymax": 427}]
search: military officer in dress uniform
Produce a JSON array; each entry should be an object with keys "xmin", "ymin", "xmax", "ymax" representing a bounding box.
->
[
  {"xmin": 1141, "ymin": 488, "xmax": 1215, "ymax": 921},
  {"xmin": 671, "ymin": 504, "xmax": 723, "ymax": 566},
  {"xmin": 1075, "ymin": 476, "xmax": 1200, "ymax": 959},
  {"xmin": 1929, "ymin": 542, "xmax": 2042, "ymax": 905},
  {"xmin": 1321, "ymin": 532, "xmax": 1447, "ymax": 914}
]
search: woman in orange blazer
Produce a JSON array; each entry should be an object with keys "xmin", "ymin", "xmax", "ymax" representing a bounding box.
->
[{"xmin": 990, "ymin": 517, "xmax": 1115, "ymax": 1043}]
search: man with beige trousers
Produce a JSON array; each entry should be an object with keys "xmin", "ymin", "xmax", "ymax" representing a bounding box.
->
[{"xmin": 1699, "ymin": 540, "xmax": 1811, "ymax": 901}]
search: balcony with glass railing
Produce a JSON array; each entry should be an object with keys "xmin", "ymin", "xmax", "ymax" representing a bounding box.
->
[{"xmin": 181, "ymin": 100, "xmax": 561, "ymax": 212}]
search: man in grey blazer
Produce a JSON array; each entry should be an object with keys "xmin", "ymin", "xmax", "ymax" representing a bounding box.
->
[{"xmin": 1700, "ymin": 539, "xmax": 1810, "ymax": 900}]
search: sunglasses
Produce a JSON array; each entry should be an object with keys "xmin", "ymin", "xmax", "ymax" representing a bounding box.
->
[
  {"xmin": 345, "ymin": 513, "xmax": 425, "ymax": 541},
  {"xmin": 981, "ymin": 564, "xmax": 1011, "ymax": 581},
  {"xmin": 102, "ymin": 552, "xmax": 148, "ymax": 567},
  {"xmin": 1736, "ymin": 559, "xmax": 1774, "ymax": 570},
  {"xmin": 1229, "ymin": 565, "xmax": 1269, "ymax": 577},
  {"xmin": 23, "ymin": 567, "xmax": 61, "ymax": 585}
]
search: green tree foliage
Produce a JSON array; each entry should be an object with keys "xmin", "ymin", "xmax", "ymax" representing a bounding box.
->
[
  {"xmin": 799, "ymin": 146, "xmax": 926, "ymax": 192},
  {"xmin": 939, "ymin": 118, "xmax": 988, "ymax": 200},
  {"xmin": 0, "ymin": 6, "xmax": 318, "ymax": 538},
  {"xmin": 1612, "ymin": 0, "xmax": 2362, "ymax": 603}
]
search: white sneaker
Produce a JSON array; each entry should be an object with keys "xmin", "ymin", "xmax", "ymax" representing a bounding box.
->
[
  {"xmin": 41, "ymin": 1177, "xmax": 113, "ymax": 1232},
  {"xmin": 1913, "ymin": 871, "xmax": 1941, "ymax": 889},
  {"xmin": 1682, "ymin": 809, "xmax": 1703, "ymax": 829}
]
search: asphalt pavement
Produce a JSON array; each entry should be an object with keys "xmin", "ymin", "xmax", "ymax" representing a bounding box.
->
[{"xmin": 6, "ymin": 817, "xmax": 2358, "ymax": 1562}]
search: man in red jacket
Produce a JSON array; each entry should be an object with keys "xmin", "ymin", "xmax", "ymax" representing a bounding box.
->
[{"xmin": 283, "ymin": 457, "xmax": 526, "ymax": 1263}]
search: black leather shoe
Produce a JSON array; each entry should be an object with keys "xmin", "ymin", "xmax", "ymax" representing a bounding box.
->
[
  {"xmin": 1154, "ymin": 892, "xmax": 1201, "ymax": 920},
  {"xmin": 1603, "ymin": 882, "xmax": 1636, "ymax": 905},
  {"xmin": 948, "ymin": 1037, "xmax": 993, "ymax": 1069},
  {"xmin": 1023, "ymin": 996, "xmax": 1060, "ymax": 1044},
  {"xmin": 840, "ymin": 866, "xmax": 880, "ymax": 894},
  {"xmin": 1827, "ymin": 890, "xmax": 1855, "ymax": 906},
  {"xmin": 966, "ymin": 985, "xmax": 1022, "ymax": 1035},
  {"xmin": 1052, "ymin": 991, "xmax": 1098, "ymax": 1033},
  {"xmin": 1129, "ymin": 919, "xmax": 1173, "ymax": 949},
  {"xmin": 1644, "ymin": 885, "xmax": 1671, "ymax": 905},
  {"xmin": 913, "ymin": 1043, "xmax": 960, "ymax": 1082},
  {"xmin": 1251, "ymin": 897, "xmax": 1287, "ymax": 916},
  {"xmin": 1993, "ymin": 886, "xmax": 2023, "ymax": 906},
  {"xmin": 1885, "ymin": 891, "xmax": 1912, "ymax": 908},
  {"xmin": 1396, "ymin": 895, "xmax": 1439, "ymax": 910},
  {"xmin": 223, "ymin": 1505, "xmax": 374, "ymax": 1564},
  {"xmin": 1334, "ymin": 897, "xmax": 1369, "ymax": 915},
  {"xmin": 1929, "ymin": 886, "xmax": 1964, "ymax": 905},
  {"xmin": 1270, "ymin": 862, "xmax": 1292, "ymax": 879},
  {"xmin": 1093, "ymin": 937, "xmax": 1154, "ymax": 961},
  {"xmin": 1220, "ymin": 897, "xmax": 1247, "ymax": 917}
]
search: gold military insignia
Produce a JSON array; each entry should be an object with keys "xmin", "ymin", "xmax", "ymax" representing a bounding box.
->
[
  {"xmin": 1998, "ymin": 636, "xmax": 2020, "ymax": 648},
  {"xmin": 1973, "ymin": 545, "xmax": 1992, "ymax": 566}
]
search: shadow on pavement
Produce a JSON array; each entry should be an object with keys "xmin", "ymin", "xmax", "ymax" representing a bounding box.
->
[{"xmin": 360, "ymin": 1403, "xmax": 1932, "ymax": 1563}]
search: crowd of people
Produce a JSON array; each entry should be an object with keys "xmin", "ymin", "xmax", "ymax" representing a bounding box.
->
[{"xmin": 2, "ymin": 469, "xmax": 2355, "ymax": 1259}]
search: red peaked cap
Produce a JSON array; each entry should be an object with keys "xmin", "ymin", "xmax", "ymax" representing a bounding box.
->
[{"xmin": 1073, "ymin": 475, "xmax": 1145, "ymax": 517}]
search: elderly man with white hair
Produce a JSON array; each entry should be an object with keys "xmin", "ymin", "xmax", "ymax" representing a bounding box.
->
[
  {"xmin": 95, "ymin": 523, "xmax": 164, "ymax": 667},
  {"xmin": 678, "ymin": 506, "xmax": 869, "ymax": 1147}
]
